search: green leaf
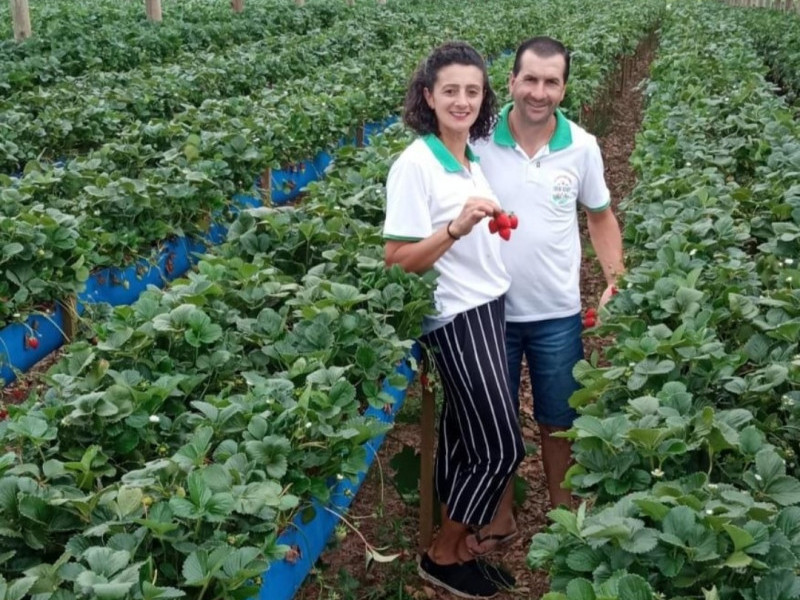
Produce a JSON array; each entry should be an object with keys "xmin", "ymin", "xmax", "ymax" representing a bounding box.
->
[
  {"xmin": 635, "ymin": 499, "xmax": 670, "ymax": 521},
  {"xmin": 548, "ymin": 507, "xmax": 580, "ymax": 537},
  {"xmin": 754, "ymin": 568, "xmax": 800, "ymax": 600},
  {"xmin": 662, "ymin": 506, "xmax": 695, "ymax": 542},
  {"xmin": 723, "ymin": 524, "xmax": 755, "ymax": 552},
  {"xmin": 618, "ymin": 574, "xmax": 654, "ymax": 600},
  {"xmin": 724, "ymin": 551, "xmax": 753, "ymax": 568},
  {"xmin": 141, "ymin": 581, "xmax": 186, "ymax": 600},
  {"xmin": 2, "ymin": 242, "xmax": 24, "ymax": 257},
  {"xmin": 765, "ymin": 477, "xmax": 800, "ymax": 507},
  {"xmin": 565, "ymin": 547, "xmax": 602, "ymax": 572},
  {"xmin": 743, "ymin": 334, "xmax": 771, "ymax": 362},
  {"xmin": 739, "ymin": 426, "xmax": 764, "ymax": 455},
  {"xmin": 115, "ymin": 486, "xmax": 143, "ymax": 519},
  {"xmin": 620, "ymin": 528, "xmax": 659, "ymax": 554},
  {"xmin": 566, "ymin": 578, "xmax": 595, "ymax": 600},
  {"xmin": 4, "ymin": 576, "xmax": 37, "ymax": 600},
  {"xmin": 182, "ymin": 551, "xmax": 211, "ymax": 586},
  {"xmin": 756, "ymin": 449, "xmax": 787, "ymax": 484},
  {"xmin": 634, "ymin": 359, "xmax": 675, "ymax": 376},
  {"xmin": 221, "ymin": 547, "xmax": 262, "ymax": 578}
]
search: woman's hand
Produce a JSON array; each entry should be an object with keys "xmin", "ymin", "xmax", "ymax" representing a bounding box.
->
[{"xmin": 448, "ymin": 196, "xmax": 501, "ymax": 238}]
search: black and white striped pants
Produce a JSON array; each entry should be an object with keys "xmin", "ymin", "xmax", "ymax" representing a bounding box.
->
[{"xmin": 422, "ymin": 298, "xmax": 524, "ymax": 527}]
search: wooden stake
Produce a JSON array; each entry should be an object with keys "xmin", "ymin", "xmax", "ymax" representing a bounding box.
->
[
  {"xmin": 355, "ymin": 124, "xmax": 365, "ymax": 148},
  {"xmin": 419, "ymin": 364, "xmax": 436, "ymax": 554},
  {"xmin": 145, "ymin": 0, "xmax": 162, "ymax": 22},
  {"xmin": 10, "ymin": 0, "xmax": 32, "ymax": 42},
  {"xmin": 260, "ymin": 167, "xmax": 272, "ymax": 204},
  {"xmin": 231, "ymin": 0, "xmax": 244, "ymax": 12},
  {"xmin": 60, "ymin": 296, "xmax": 78, "ymax": 343}
]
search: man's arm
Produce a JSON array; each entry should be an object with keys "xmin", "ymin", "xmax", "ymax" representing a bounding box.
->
[{"xmin": 585, "ymin": 207, "xmax": 624, "ymax": 307}]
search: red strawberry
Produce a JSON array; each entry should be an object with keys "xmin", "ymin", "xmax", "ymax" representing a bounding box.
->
[
  {"xmin": 583, "ymin": 317, "xmax": 596, "ymax": 329},
  {"xmin": 26, "ymin": 336, "xmax": 39, "ymax": 350},
  {"xmin": 488, "ymin": 219, "xmax": 499, "ymax": 234},
  {"xmin": 508, "ymin": 213, "xmax": 519, "ymax": 230},
  {"xmin": 498, "ymin": 228, "xmax": 511, "ymax": 241},
  {"xmin": 495, "ymin": 213, "xmax": 511, "ymax": 229},
  {"xmin": 586, "ymin": 307, "xmax": 597, "ymax": 318},
  {"xmin": 0, "ymin": 408, "xmax": 7, "ymax": 420},
  {"xmin": 611, "ymin": 285, "xmax": 618, "ymax": 296},
  {"xmin": 420, "ymin": 373, "xmax": 429, "ymax": 387}
]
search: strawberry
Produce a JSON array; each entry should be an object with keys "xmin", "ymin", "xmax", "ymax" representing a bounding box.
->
[
  {"xmin": 583, "ymin": 317, "xmax": 596, "ymax": 329},
  {"xmin": 508, "ymin": 213, "xmax": 519, "ymax": 230},
  {"xmin": 26, "ymin": 335, "xmax": 39, "ymax": 350},
  {"xmin": 495, "ymin": 212, "xmax": 511, "ymax": 229},
  {"xmin": 611, "ymin": 285, "xmax": 618, "ymax": 296},
  {"xmin": 420, "ymin": 373, "xmax": 429, "ymax": 388},
  {"xmin": 498, "ymin": 228, "xmax": 511, "ymax": 241},
  {"xmin": 586, "ymin": 307, "xmax": 597, "ymax": 318},
  {"xmin": 488, "ymin": 219, "xmax": 499, "ymax": 234}
]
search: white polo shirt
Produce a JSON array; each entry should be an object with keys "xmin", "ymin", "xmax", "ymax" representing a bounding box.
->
[
  {"xmin": 383, "ymin": 135, "xmax": 511, "ymax": 330},
  {"xmin": 473, "ymin": 104, "xmax": 610, "ymax": 322}
]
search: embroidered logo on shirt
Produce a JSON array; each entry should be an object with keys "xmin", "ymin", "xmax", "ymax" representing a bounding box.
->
[{"xmin": 551, "ymin": 173, "xmax": 577, "ymax": 206}]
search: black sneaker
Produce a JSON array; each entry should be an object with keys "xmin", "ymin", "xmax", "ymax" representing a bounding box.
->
[
  {"xmin": 418, "ymin": 553, "xmax": 499, "ymax": 599},
  {"xmin": 476, "ymin": 560, "xmax": 516, "ymax": 590}
]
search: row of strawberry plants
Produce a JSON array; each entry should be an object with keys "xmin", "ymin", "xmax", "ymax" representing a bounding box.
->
[
  {"xmin": 0, "ymin": 0, "xmax": 662, "ymax": 332},
  {"xmin": 734, "ymin": 5, "xmax": 800, "ymax": 106},
  {"xmin": 0, "ymin": 5, "xmax": 441, "ymax": 169},
  {"xmin": 0, "ymin": 123, "xmax": 437, "ymax": 599},
  {"xmin": 0, "ymin": 0, "xmax": 348, "ymax": 94},
  {"xmin": 528, "ymin": 2, "xmax": 800, "ymax": 599},
  {"xmin": 0, "ymin": 0, "xmax": 664, "ymax": 172}
]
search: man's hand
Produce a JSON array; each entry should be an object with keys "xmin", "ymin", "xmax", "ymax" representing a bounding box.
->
[{"xmin": 595, "ymin": 283, "xmax": 619, "ymax": 325}]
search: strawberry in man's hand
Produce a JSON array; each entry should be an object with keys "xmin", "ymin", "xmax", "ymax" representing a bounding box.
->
[
  {"xmin": 583, "ymin": 307, "xmax": 597, "ymax": 329},
  {"xmin": 488, "ymin": 210, "xmax": 518, "ymax": 240}
]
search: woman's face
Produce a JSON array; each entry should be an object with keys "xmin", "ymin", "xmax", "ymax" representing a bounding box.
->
[{"xmin": 423, "ymin": 64, "xmax": 484, "ymax": 137}]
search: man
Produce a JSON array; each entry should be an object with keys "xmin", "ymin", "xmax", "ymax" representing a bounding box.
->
[{"xmin": 469, "ymin": 36, "xmax": 624, "ymax": 551}]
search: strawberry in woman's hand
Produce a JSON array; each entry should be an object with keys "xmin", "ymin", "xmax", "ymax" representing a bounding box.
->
[{"xmin": 488, "ymin": 210, "xmax": 516, "ymax": 240}]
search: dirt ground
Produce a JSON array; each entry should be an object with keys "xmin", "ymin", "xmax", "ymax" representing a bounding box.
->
[{"xmin": 294, "ymin": 39, "xmax": 656, "ymax": 600}]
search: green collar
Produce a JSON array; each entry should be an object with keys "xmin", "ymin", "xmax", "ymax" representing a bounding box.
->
[
  {"xmin": 493, "ymin": 103, "xmax": 573, "ymax": 152},
  {"xmin": 422, "ymin": 134, "xmax": 479, "ymax": 173}
]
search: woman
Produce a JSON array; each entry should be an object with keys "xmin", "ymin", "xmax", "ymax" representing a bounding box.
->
[{"xmin": 383, "ymin": 41, "xmax": 524, "ymax": 599}]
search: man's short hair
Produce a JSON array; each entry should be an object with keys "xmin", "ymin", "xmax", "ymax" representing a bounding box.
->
[{"xmin": 512, "ymin": 36, "xmax": 571, "ymax": 84}]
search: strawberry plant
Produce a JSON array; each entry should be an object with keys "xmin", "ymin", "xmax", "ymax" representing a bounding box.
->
[
  {"xmin": 0, "ymin": 120, "xmax": 435, "ymax": 597},
  {"xmin": 531, "ymin": 2, "xmax": 800, "ymax": 597},
  {"xmin": 735, "ymin": 6, "xmax": 800, "ymax": 108}
]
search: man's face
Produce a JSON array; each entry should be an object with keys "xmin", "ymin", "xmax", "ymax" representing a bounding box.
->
[{"xmin": 509, "ymin": 50, "xmax": 567, "ymax": 128}]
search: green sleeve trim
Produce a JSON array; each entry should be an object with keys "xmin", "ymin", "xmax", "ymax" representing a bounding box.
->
[
  {"xmin": 584, "ymin": 201, "xmax": 611, "ymax": 213},
  {"xmin": 384, "ymin": 234, "xmax": 425, "ymax": 242}
]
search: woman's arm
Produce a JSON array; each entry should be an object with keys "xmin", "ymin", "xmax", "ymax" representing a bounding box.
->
[{"xmin": 385, "ymin": 196, "xmax": 498, "ymax": 273}]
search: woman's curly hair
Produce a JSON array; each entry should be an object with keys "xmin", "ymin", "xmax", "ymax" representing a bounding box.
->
[{"xmin": 403, "ymin": 41, "xmax": 497, "ymax": 142}]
